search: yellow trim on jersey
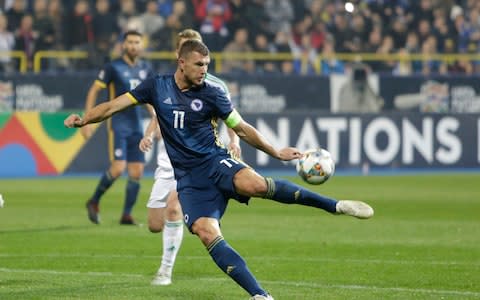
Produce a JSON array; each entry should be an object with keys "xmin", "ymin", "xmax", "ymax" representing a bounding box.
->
[
  {"xmin": 225, "ymin": 109, "xmax": 242, "ymax": 128},
  {"xmin": 107, "ymin": 119, "xmax": 114, "ymax": 162},
  {"xmin": 211, "ymin": 118, "xmax": 224, "ymax": 148},
  {"xmin": 126, "ymin": 92, "xmax": 138, "ymax": 104},
  {"xmin": 95, "ymin": 80, "xmax": 107, "ymax": 89},
  {"xmin": 109, "ymin": 82, "xmax": 116, "ymax": 100}
]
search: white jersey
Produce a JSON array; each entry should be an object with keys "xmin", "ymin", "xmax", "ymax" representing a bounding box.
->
[
  {"xmin": 148, "ymin": 73, "xmax": 231, "ymax": 208},
  {"xmin": 154, "ymin": 139, "xmax": 175, "ymax": 180}
]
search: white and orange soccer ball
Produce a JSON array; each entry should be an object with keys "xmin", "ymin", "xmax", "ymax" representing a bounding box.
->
[{"xmin": 296, "ymin": 148, "xmax": 335, "ymax": 185}]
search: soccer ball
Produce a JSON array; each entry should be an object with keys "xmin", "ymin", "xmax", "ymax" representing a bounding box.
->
[{"xmin": 296, "ymin": 148, "xmax": 335, "ymax": 185}]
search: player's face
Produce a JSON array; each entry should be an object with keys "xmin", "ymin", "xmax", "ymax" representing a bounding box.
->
[
  {"xmin": 123, "ymin": 35, "xmax": 143, "ymax": 59},
  {"xmin": 180, "ymin": 51, "xmax": 209, "ymax": 87}
]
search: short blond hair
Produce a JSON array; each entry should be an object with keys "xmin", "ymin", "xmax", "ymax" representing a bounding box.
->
[{"xmin": 176, "ymin": 29, "xmax": 203, "ymax": 50}]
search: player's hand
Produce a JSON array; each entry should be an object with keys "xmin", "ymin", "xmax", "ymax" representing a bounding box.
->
[
  {"xmin": 139, "ymin": 136, "xmax": 153, "ymax": 152},
  {"xmin": 228, "ymin": 141, "xmax": 242, "ymax": 160},
  {"xmin": 64, "ymin": 114, "xmax": 83, "ymax": 128},
  {"xmin": 80, "ymin": 125, "xmax": 94, "ymax": 139},
  {"xmin": 277, "ymin": 147, "xmax": 303, "ymax": 161}
]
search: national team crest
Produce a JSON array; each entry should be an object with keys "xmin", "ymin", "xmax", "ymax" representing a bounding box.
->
[
  {"xmin": 139, "ymin": 70, "xmax": 147, "ymax": 80},
  {"xmin": 98, "ymin": 70, "xmax": 105, "ymax": 80},
  {"xmin": 191, "ymin": 99, "xmax": 203, "ymax": 111}
]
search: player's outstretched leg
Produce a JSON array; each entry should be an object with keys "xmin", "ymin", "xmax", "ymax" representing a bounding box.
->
[
  {"xmin": 87, "ymin": 170, "xmax": 117, "ymax": 224},
  {"xmin": 263, "ymin": 178, "xmax": 374, "ymax": 219}
]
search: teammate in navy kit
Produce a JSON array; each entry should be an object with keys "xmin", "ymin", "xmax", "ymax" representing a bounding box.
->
[
  {"xmin": 81, "ymin": 30, "xmax": 154, "ymax": 225},
  {"xmin": 65, "ymin": 39, "xmax": 374, "ymax": 300}
]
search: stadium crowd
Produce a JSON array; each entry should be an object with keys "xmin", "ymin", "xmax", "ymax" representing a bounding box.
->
[{"xmin": 0, "ymin": 0, "xmax": 479, "ymax": 75}]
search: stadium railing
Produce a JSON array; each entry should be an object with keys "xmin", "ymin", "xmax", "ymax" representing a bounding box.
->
[
  {"xmin": 28, "ymin": 50, "xmax": 480, "ymax": 74},
  {"xmin": 0, "ymin": 51, "xmax": 28, "ymax": 73}
]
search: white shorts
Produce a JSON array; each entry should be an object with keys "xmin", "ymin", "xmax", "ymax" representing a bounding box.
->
[{"xmin": 146, "ymin": 175, "xmax": 177, "ymax": 209}]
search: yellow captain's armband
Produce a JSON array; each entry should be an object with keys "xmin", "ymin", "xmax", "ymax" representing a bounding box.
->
[
  {"xmin": 126, "ymin": 92, "xmax": 138, "ymax": 104},
  {"xmin": 225, "ymin": 109, "xmax": 243, "ymax": 128}
]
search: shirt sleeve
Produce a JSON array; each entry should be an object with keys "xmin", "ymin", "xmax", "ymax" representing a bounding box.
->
[
  {"xmin": 95, "ymin": 63, "xmax": 112, "ymax": 88},
  {"xmin": 128, "ymin": 77, "xmax": 155, "ymax": 105},
  {"xmin": 214, "ymin": 87, "xmax": 234, "ymax": 120}
]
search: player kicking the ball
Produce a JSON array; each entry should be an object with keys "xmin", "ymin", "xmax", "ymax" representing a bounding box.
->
[
  {"xmin": 65, "ymin": 39, "xmax": 373, "ymax": 300},
  {"xmin": 139, "ymin": 29, "xmax": 242, "ymax": 286}
]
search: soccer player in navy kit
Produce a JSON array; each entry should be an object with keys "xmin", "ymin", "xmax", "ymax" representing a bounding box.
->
[
  {"xmin": 81, "ymin": 30, "xmax": 154, "ymax": 225},
  {"xmin": 65, "ymin": 40, "xmax": 374, "ymax": 300}
]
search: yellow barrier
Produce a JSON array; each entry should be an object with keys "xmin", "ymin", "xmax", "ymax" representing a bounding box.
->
[
  {"xmin": 30, "ymin": 50, "xmax": 480, "ymax": 74},
  {"xmin": 0, "ymin": 51, "xmax": 28, "ymax": 73},
  {"xmin": 33, "ymin": 50, "xmax": 89, "ymax": 73}
]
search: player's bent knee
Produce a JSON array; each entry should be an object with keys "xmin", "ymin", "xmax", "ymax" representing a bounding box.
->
[
  {"xmin": 191, "ymin": 218, "xmax": 221, "ymax": 246},
  {"xmin": 234, "ymin": 169, "xmax": 268, "ymax": 196}
]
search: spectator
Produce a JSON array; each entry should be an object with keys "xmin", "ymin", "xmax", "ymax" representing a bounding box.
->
[
  {"xmin": 252, "ymin": 32, "xmax": 276, "ymax": 73},
  {"xmin": 320, "ymin": 39, "xmax": 344, "ymax": 75},
  {"xmin": 172, "ymin": 0, "xmax": 192, "ymax": 30},
  {"xmin": 149, "ymin": 1, "xmax": 189, "ymax": 53},
  {"xmin": 47, "ymin": 0, "xmax": 64, "ymax": 50},
  {"xmin": 330, "ymin": 13, "xmax": 349, "ymax": 52},
  {"xmin": 222, "ymin": 27, "xmax": 255, "ymax": 74},
  {"xmin": 389, "ymin": 17, "xmax": 408, "ymax": 50},
  {"xmin": 157, "ymin": 0, "xmax": 174, "ymax": 18},
  {"xmin": 5, "ymin": 0, "xmax": 26, "ymax": 32},
  {"xmin": 291, "ymin": 15, "xmax": 312, "ymax": 46},
  {"xmin": 193, "ymin": 0, "xmax": 232, "ymax": 51},
  {"xmin": 419, "ymin": 36, "xmax": 441, "ymax": 75},
  {"xmin": 14, "ymin": 14, "xmax": 38, "ymax": 70},
  {"xmin": 138, "ymin": 0, "xmax": 164, "ymax": 37},
  {"xmin": 309, "ymin": 20, "xmax": 326, "ymax": 51},
  {"xmin": 375, "ymin": 35, "xmax": 395, "ymax": 73},
  {"xmin": 117, "ymin": 0, "xmax": 138, "ymax": 33},
  {"xmin": 64, "ymin": 0, "xmax": 94, "ymax": 51},
  {"xmin": 417, "ymin": 19, "xmax": 432, "ymax": 43},
  {"xmin": 33, "ymin": 0, "xmax": 55, "ymax": 51},
  {"xmin": 243, "ymin": 0, "xmax": 270, "ymax": 41},
  {"xmin": 291, "ymin": 32, "xmax": 318, "ymax": 75},
  {"xmin": 264, "ymin": 0, "xmax": 294, "ymax": 36},
  {"xmin": 0, "ymin": 13, "xmax": 15, "ymax": 72},
  {"xmin": 393, "ymin": 48, "xmax": 413, "ymax": 76},
  {"xmin": 272, "ymin": 29, "xmax": 293, "ymax": 71},
  {"xmin": 92, "ymin": 0, "xmax": 119, "ymax": 47}
]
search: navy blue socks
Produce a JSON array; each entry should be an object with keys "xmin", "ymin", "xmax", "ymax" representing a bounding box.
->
[
  {"xmin": 208, "ymin": 236, "xmax": 267, "ymax": 297},
  {"xmin": 91, "ymin": 171, "xmax": 116, "ymax": 204},
  {"xmin": 123, "ymin": 177, "xmax": 140, "ymax": 216},
  {"xmin": 264, "ymin": 178, "xmax": 338, "ymax": 213}
]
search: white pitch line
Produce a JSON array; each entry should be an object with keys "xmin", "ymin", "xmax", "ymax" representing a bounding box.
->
[
  {"xmin": 0, "ymin": 253, "xmax": 479, "ymax": 267},
  {"xmin": 1, "ymin": 268, "xmax": 479, "ymax": 298}
]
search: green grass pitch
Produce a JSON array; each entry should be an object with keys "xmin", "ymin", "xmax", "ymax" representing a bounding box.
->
[{"xmin": 0, "ymin": 174, "xmax": 479, "ymax": 300}]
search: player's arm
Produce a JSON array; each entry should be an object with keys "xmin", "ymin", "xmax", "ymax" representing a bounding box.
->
[
  {"xmin": 80, "ymin": 81, "xmax": 104, "ymax": 139},
  {"xmin": 226, "ymin": 109, "xmax": 302, "ymax": 161},
  {"xmin": 64, "ymin": 93, "xmax": 136, "ymax": 128},
  {"xmin": 139, "ymin": 115, "xmax": 161, "ymax": 153},
  {"xmin": 226, "ymin": 127, "xmax": 241, "ymax": 159}
]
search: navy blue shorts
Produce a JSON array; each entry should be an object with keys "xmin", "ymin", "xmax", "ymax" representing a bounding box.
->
[
  {"xmin": 109, "ymin": 130, "xmax": 145, "ymax": 163},
  {"xmin": 177, "ymin": 153, "xmax": 250, "ymax": 231}
]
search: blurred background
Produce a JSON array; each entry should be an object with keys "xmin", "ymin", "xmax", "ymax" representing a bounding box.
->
[{"xmin": 0, "ymin": 0, "xmax": 479, "ymax": 176}]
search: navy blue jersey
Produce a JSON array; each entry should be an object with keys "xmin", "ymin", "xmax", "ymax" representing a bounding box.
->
[
  {"xmin": 128, "ymin": 74, "xmax": 234, "ymax": 178},
  {"xmin": 95, "ymin": 57, "xmax": 153, "ymax": 133}
]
